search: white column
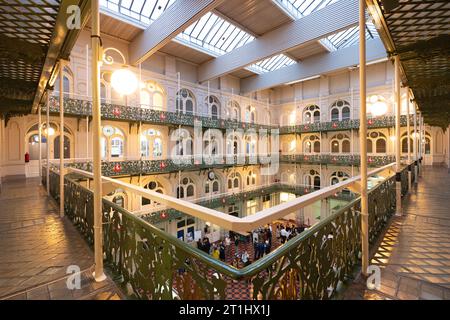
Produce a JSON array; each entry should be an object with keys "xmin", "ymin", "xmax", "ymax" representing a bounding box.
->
[
  {"xmin": 46, "ymin": 93, "xmax": 50, "ymax": 196},
  {"xmin": 419, "ymin": 113, "xmax": 423, "ymax": 176},
  {"xmin": 86, "ymin": 116, "xmax": 89, "ymax": 158},
  {"xmin": 394, "ymin": 55, "xmax": 402, "ymax": 216},
  {"xmin": 406, "ymin": 89, "xmax": 412, "ymax": 192},
  {"xmin": 59, "ymin": 60, "xmax": 65, "ymax": 217},
  {"xmin": 91, "ymin": 0, "xmax": 106, "ymax": 282},
  {"xmin": 38, "ymin": 106, "xmax": 42, "ymax": 185},
  {"xmin": 359, "ymin": 0, "xmax": 369, "ymax": 277},
  {"xmin": 413, "ymin": 105, "xmax": 418, "ymax": 183}
]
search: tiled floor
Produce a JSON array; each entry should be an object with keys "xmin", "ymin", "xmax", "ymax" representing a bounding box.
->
[
  {"xmin": 344, "ymin": 166, "xmax": 450, "ymax": 300},
  {"xmin": 0, "ymin": 176, "xmax": 123, "ymax": 300}
]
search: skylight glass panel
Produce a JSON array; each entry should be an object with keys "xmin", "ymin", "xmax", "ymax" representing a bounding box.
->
[
  {"xmin": 249, "ymin": 54, "xmax": 297, "ymax": 73},
  {"xmin": 100, "ymin": 0, "xmax": 177, "ymax": 25},
  {"xmin": 176, "ymin": 12, "xmax": 255, "ymax": 56},
  {"xmin": 327, "ymin": 22, "xmax": 380, "ymax": 50},
  {"xmin": 273, "ymin": 0, "xmax": 340, "ymax": 19}
]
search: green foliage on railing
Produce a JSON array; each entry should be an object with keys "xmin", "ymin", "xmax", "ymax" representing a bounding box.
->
[{"xmin": 41, "ymin": 164, "xmax": 413, "ymax": 300}]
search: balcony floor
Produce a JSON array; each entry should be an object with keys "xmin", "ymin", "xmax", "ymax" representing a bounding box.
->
[
  {"xmin": 0, "ymin": 176, "xmax": 123, "ymax": 300},
  {"xmin": 344, "ymin": 165, "xmax": 450, "ymax": 300}
]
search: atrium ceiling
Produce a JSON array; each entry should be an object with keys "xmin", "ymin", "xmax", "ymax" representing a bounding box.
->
[
  {"xmin": 367, "ymin": 0, "xmax": 450, "ymax": 128},
  {"xmin": 100, "ymin": 0, "xmax": 381, "ymax": 79}
]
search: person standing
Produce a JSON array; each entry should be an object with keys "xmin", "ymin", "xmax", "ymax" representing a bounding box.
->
[
  {"xmin": 241, "ymin": 250, "xmax": 250, "ymax": 267},
  {"xmin": 219, "ymin": 241, "xmax": 226, "ymax": 262}
]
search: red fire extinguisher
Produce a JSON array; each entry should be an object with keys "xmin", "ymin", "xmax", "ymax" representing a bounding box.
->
[{"xmin": 25, "ymin": 152, "xmax": 30, "ymax": 163}]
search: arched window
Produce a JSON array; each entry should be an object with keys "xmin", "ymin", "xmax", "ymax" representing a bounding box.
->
[
  {"xmin": 140, "ymin": 80, "xmax": 165, "ymax": 110},
  {"xmin": 330, "ymin": 171, "xmax": 350, "ymax": 185},
  {"xmin": 304, "ymin": 170, "xmax": 320, "ymax": 190},
  {"xmin": 142, "ymin": 181, "xmax": 164, "ymax": 206},
  {"xmin": 227, "ymin": 134, "xmax": 241, "ymax": 156},
  {"xmin": 227, "ymin": 172, "xmax": 241, "ymax": 191},
  {"xmin": 204, "ymin": 135, "xmax": 219, "ymax": 156},
  {"xmin": 401, "ymin": 131, "xmax": 431, "ymax": 154},
  {"xmin": 245, "ymin": 136, "xmax": 257, "ymax": 156},
  {"xmin": 174, "ymin": 129, "xmax": 193, "ymax": 156},
  {"xmin": 106, "ymin": 189, "xmax": 127, "ymax": 209},
  {"xmin": 303, "ymin": 135, "xmax": 320, "ymax": 153},
  {"xmin": 205, "ymin": 95, "xmax": 220, "ymax": 120},
  {"xmin": 176, "ymin": 88, "xmax": 195, "ymax": 115},
  {"xmin": 245, "ymin": 106, "xmax": 256, "ymax": 123},
  {"xmin": 101, "ymin": 125, "xmax": 125, "ymax": 159},
  {"xmin": 303, "ymin": 105, "xmax": 320, "ymax": 124},
  {"xmin": 177, "ymin": 177, "xmax": 195, "ymax": 199},
  {"xmin": 141, "ymin": 129, "xmax": 163, "ymax": 159},
  {"xmin": 54, "ymin": 66, "xmax": 73, "ymax": 96},
  {"xmin": 54, "ymin": 134, "xmax": 71, "ymax": 159},
  {"xmin": 246, "ymin": 171, "xmax": 256, "ymax": 186},
  {"xmin": 227, "ymin": 100, "xmax": 240, "ymax": 121},
  {"xmin": 31, "ymin": 122, "xmax": 73, "ymax": 160},
  {"xmin": 330, "ymin": 100, "xmax": 351, "ymax": 121},
  {"xmin": 330, "ymin": 133, "xmax": 351, "ymax": 153},
  {"xmin": 205, "ymin": 176, "xmax": 220, "ymax": 195},
  {"xmin": 367, "ymin": 132, "xmax": 387, "ymax": 154}
]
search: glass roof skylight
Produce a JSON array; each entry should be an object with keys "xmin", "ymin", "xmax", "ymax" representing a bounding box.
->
[
  {"xmin": 327, "ymin": 22, "xmax": 379, "ymax": 50},
  {"xmin": 273, "ymin": 0, "xmax": 340, "ymax": 19},
  {"xmin": 100, "ymin": 0, "xmax": 177, "ymax": 25},
  {"xmin": 249, "ymin": 54, "xmax": 297, "ymax": 73},
  {"xmin": 176, "ymin": 12, "xmax": 255, "ymax": 56}
]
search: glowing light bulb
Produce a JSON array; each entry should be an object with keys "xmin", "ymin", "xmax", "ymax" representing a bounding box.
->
[
  {"xmin": 111, "ymin": 68, "xmax": 138, "ymax": 96},
  {"xmin": 369, "ymin": 95, "xmax": 378, "ymax": 104},
  {"xmin": 370, "ymin": 101, "xmax": 388, "ymax": 117}
]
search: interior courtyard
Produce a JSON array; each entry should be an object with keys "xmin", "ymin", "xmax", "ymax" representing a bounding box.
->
[{"xmin": 0, "ymin": 0, "xmax": 449, "ymax": 301}]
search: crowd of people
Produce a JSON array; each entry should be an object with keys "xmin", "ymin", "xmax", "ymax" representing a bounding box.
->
[{"xmin": 196, "ymin": 221, "xmax": 307, "ymax": 269}]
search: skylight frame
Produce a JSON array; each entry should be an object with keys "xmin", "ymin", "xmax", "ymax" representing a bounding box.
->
[
  {"xmin": 272, "ymin": 0, "xmax": 340, "ymax": 19},
  {"xmin": 249, "ymin": 54, "xmax": 297, "ymax": 74},
  {"xmin": 326, "ymin": 21, "xmax": 380, "ymax": 50},
  {"xmin": 178, "ymin": 12, "xmax": 256, "ymax": 57},
  {"xmin": 100, "ymin": 0, "xmax": 177, "ymax": 25}
]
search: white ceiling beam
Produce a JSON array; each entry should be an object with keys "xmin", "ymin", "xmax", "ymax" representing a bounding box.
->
[
  {"xmin": 198, "ymin": 0, "xmax": 359, "ymax": 82},
  {"xmin": 128, "ymin": 0, "xmax": 225, "ymax": 65},
  {"xmin": 240, "ymin": 38, "xmax": 387, "ymax": 93}
]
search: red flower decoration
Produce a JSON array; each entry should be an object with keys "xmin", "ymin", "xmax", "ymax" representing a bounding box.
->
[
  {"xmin": 160, "ymin": 113, "xmax": 166, "ymax": 120},
  {"xmin": 304, "ymin": 125, "xmax": 309, "ymax": 130},
  {"xmin": 242, "ymin": 124, "xmax": 246, "ymax": 128},
  {"xmin": 160, "ymin": 162, "xmax": 166, "ymax": 169},
  {"xmin": 332, "ymin": 122, "xmax": 337, "ymax": 128},
  {"xmin": 368, "ymin": 157, "xmax": 373, "ymax": 163},
  {"xmin": 368, "ymin": 119, "xmax": 373, "ymax": 125},
  {"xmin": 113, "ymin": 107, "xmax": 121, "ymax": 116},
  {"xmin": 160, "ymin": 212, "xmax": 168, "ymax": 219},
  {"xmin": 113, "ymin": 164, "xmax": 121, "ymax": 173}
]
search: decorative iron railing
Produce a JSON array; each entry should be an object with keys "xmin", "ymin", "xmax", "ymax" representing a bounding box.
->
[
  {"xmin": 279, "ymin": 115, "xmax": 413, "ymax": 134},
  {"xmin": 42, "ymin": 163, "xmax": 412, "ymax": 300},
  {"xmin": 280, "ymin": 154, "xmax": 396, "ymax": 167},
  {"xmin": 50, "ymin": 154, "xmax": 395, "ymax": 177},
  {"xmin": 45, "ymin": 96, "xmax": 273, "ymax": 131},
  {"xmin": 44, "ymin": 96, "xmax": 413, "ymax": 134},
  {"xmin": 140, "ymin": 183, "xmax": 355, "ymax": 225}
]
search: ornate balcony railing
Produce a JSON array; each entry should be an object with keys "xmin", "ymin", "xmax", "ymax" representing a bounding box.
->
[
  {"xmin": 45, "ymin": 96, "xmax": 273, "ymax": 131},
  {"xmin": 279, "ymin": 115, "xmax": 412, "ymax": 134},
  {"xmin": 42, "ymin": 162, "xmax": 413, "ymax": 300},
  {"xmin": 44, "ymin": 96, "xmax": 413, "ymax": 134},
  {"xmin": 280, "ymin": 154, "xmax": 396, "ymax": 167},
  {"xmin": 140, "ymin": 183, "xmax": 355, "ymax": 225},
  {"xmin": 50, "ymin": 154, "xmax": 396, "ymax": 177}
]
